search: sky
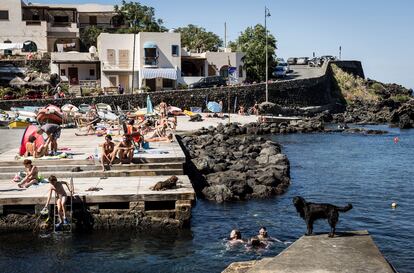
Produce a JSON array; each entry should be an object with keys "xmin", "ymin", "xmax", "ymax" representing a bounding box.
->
[{"xmin": 34, "ymin": 0, "xmax": 414, "ymax": 89}]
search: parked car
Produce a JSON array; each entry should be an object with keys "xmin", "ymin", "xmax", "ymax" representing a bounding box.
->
[
  {"xmin": 189, "ymin": 76, "xmax": 227, "ymax": 89},
  {"xmin": 296, "ymin": 57, "xmax": 309, "ymax": 65},
  {"xmin": 25, "ymin": 90, "xmax": 43, "ymax": 100},
  {"xmin": 287, "ymin": 57, "xmax": 297, "ymax": 65},
  {"xmin": 277, "ymin": 62, "xmax": 291, "ymax": 73},
  {"xmin": 3, "ymin": 91, "xmax": 16, "ymax": 100},
  {"xmin": 320, "ymin": 55, "xmax": 336, "ymax": 62},
  {"xmin": 308, "ymin": 57, "xmax": 322, "ymax": 67},
  {"xmin": 272, "ymin": 66, "xmax": 287, "ymax": 78}
]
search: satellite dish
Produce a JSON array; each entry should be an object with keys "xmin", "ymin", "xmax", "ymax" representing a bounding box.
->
[{"xmin": 89, "ymin": 46, "xmax": 97, "ymax": 54}]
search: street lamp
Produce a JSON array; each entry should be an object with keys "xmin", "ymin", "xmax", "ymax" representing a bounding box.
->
[
  {"xmin": 265, "ymin": 6, "xmax": 271, "ymax": 102},
  {"xmin": 131, "ymin": 19, "xmax": 138, "ymax": 93}
]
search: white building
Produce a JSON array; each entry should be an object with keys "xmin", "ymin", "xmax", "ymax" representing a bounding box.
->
[
  {"xmin": 98, "ymin": 32, "xmax": 245, "ymax": 91},
  {"xmin": 98, "ymin": 32, "xmax": 181, "ymax": 92},
  {"xmin": 0, "ymin": 1, "xmax": 125, "ymax": 55}
]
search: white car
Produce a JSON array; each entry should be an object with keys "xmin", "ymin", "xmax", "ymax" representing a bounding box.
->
[{"xmin": 272, "ymin": 66, "xmax": 287, "ymax": 78}]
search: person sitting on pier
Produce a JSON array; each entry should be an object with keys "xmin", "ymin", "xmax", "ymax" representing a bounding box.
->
[
  {"xmin": 238, "ymin": 105, "xmax": 245, "ymax": 115},
  {"xmin": 110, "ymin": 134, "xmax": 134, "ymax": 165},
  {"xmin": 100, "ymin": 135, "xmax": 115, "ymax": 171},
  {"xmin": 37, "ymin": 123, "xmax": 61, "ymax": 156},
  {"xmin": 25, "ymin": 135, "xmax": 50, "ymax": 158},
  {"xmin": 17, "ymin": 159, "xmax": 40, "ymax": 188},
  {"xmin": 228, "ymin": 229, "xmax": 245, "ymax": 244},
  {"xmin": 43, "ymin": 175, "xmax": 72, "ymax": 227}
]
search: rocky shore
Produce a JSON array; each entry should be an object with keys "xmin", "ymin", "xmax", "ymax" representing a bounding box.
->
[{"xmin": 180, "ymin": 120, "xmax": 328, "ymax": 203}]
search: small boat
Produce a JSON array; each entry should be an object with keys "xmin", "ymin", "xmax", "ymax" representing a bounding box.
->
[
  {"xmin": 78, "ymin": 104, "xmax": 91, "ymax": 113},
  {"xmin": 9, "ymin": 120, "xmax": 30, "ymax": 129},
  {"xmin": 37, "ymin": 105, "xmax": 64, "ymax": 124},
  {"xmin": 98, "ymin": 110, "xmax": 118, "ymax": 121},
  {"xmin": 61, "ymin": 104, "xmax": 79, "ymax": 113},
  {"xmin": 96, "ymin": 103, "xmax": 112, "ymax": 112}
]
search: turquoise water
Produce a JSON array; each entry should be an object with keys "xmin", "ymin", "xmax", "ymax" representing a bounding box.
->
[{"xmin": 0, "ymin": 126, "xmax": 413, "ymax": 273}]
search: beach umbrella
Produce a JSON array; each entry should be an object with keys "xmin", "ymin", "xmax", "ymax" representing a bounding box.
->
[
  {"xmin": 9, "ymin": 76, "xmax": 27, "ymax": 88},
  {"xmin": 207, "ymin": 101, "xmax": 222, "ymax": 113},
  {"xmin": 146, "ymin": 95, "xmax": 153, "ymax": 114},
  {"xmin": 28, "ymin": 77, "xmax": 50, "ymax": 87}
]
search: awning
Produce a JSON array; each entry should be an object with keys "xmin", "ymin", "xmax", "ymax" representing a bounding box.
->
[
  {"xmin": 141, "ymin": 68, "xmax": 177, "ymax": 80},
  {"xmin": 143, "ymin": 41, "xmax": 157, "ymax": 49},
  {"xmin": 0, "ymin": 43, "xmax": 23, "ymax": 50}
]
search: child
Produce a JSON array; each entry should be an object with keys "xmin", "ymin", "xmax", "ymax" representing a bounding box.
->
[
  {"xmin": 25, "ymin": 135, "xmax": 49, "ymax": 158},
  {"xmin": 100, "ymin": 135, "xmax": 115, "ymax": 171},
  {"xmin": 17, "ymin": 159, "xmax": 39, "ymax": 188},
  {"xmin": 43, "ymin": 175, "xmax": 73, "ymax": 227}
]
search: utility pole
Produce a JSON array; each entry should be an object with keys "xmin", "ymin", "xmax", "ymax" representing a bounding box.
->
[
  {"xmin": 265, "ymin": 7, "xmax": 271, "ymax": 102},
  {"xmin": 339, "ymin": 46, "xmax": 342, "ymax": 60},
  {"xmin": 224, "ymin": 22, "xmax": 227, "ymax": 49},
  {"xmin": 131, "ymin": 19, "xmax": 138, "ymax": 93}
]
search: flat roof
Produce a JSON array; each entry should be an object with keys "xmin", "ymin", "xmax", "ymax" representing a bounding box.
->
[
  {"xmin": 32, "ymin": 3, "xmax": 114, "ymax": 13},
  {"xmin": 51, "ymin": 52, "xmax": 99, "ymax": 63}
]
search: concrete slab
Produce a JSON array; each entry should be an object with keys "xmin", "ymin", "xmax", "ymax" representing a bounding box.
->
[
  {"xmin": 244, "ymin": 231, "xmax": 395, "ymax": 273},
  {"xmin": 0, "ymin": 175, "xmax": 195, "ymax": 205}
]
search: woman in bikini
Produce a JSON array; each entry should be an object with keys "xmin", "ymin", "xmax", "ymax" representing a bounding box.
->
[
  {"xmin": 25, "ymin": 135, "xmax": 49, "ymax": 158},
  {"xmin": 100, "ymin": 135, "xmax": 115, "ymax": 171},
  {"xmin": 17, "ymin": 159, "xmax": 40, "ymax": 188}
]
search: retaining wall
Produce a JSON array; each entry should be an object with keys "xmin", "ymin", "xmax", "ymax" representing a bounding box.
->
[{"xmin": 0, "ymin": 61, "xmax": 363, "ymax": 111}]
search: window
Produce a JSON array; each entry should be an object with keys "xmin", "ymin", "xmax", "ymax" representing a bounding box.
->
[
  {"xmin": 238, "ymin": 65, "xmax": 243, "ymax": 77},
  {"xmin": 172, "ymin": 45, "xmax": 179, "ymax": 56},
  {"xmin": 60, "ymin": 69, "xmax": 66, "ymax": 76},
  {"xmin": 54, "ymin": 16, "xmax": 69, "ymax": 23},
  {"xmin": 0, "ymin": 10, "xmax": 9, "ymax": 20},
  {"xmin": 89, "ymin": 69, "xmax": 95, "ymax": 76},
  {"xmin": 163, "ymin": 79, "xmax": 174, "ymax": 88}
]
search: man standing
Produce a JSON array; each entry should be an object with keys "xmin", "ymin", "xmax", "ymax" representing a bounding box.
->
[
  {"xmin": 118, "ymin": 83, "xmax": 124, "ymax": 95},
  {"xmin": 38, "ymin": 123, "xmax": 61, "ymax": 155}
]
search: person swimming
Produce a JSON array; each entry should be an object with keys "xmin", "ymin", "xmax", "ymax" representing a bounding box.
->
[{"xmin": 228, "ymin": 229, "xmax": 245, "ymax": 244}]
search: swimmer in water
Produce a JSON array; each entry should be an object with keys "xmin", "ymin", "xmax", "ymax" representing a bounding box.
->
[
  {"xmin": 257, "ymin": 227, "xmax": 287, "ymax": 244},
  {"xmin": 228, "ymin": 229, "xmax": 245, "ymax": 244}
]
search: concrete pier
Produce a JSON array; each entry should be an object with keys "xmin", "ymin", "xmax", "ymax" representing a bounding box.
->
[
  {"xmin": 0, "ymin": 129, "xmax": 195, "ymax": 231},
  {"xmin": 223, "ymin": 231, "xmax": 396, "ymax": 273}
]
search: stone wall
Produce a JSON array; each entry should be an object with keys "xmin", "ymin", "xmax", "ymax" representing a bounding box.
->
[{"xmin": 0, "ymin": 61, "xmax": 364, "ymax": 111}]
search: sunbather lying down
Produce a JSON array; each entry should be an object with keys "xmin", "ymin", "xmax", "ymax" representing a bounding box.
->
[{"xmin": 145, "ymin": 133, "xmax": 174, "ymax": 142}]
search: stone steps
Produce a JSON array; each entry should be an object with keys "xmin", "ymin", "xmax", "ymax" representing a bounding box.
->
[
  {"xmin": 0, "ymin": 157, "xmax": 185, "ymax": 167},
  {"xmin": 0, "ymin": 162, "xmax": 183, "ymax": 173},
  {"xmin": 0, "ymin": 168, "xmax": 184, "ymax": 179}
]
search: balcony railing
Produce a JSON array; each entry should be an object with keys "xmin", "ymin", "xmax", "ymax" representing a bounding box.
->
[
  {"xmin": 144, "ymin": 57, "xmax": 158, "ymax": 66},
  {"xmin": 78, "ymin": 23, "xmax": 128, "ymax": 29}
]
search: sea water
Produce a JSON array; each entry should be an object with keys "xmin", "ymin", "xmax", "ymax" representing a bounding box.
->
[{"xmin": 0, "ymin": 126, "xmax": 413, "ymax": 273}]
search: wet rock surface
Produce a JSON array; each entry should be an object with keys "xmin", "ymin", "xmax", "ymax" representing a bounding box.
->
[{"xmin": 180, "ymin": 122, "xmax": 293, "ymax": 203}]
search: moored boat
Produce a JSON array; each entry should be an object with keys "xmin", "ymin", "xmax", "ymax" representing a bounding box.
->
[
  {"xmin": 36, "ymin": 105, "xmax": 64, "ymax": 125},
  {"xmin": 9, "ymin": 120, "xmax": 30, "ymax": 129}
]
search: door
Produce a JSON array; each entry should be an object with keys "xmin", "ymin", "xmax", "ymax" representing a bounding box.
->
[
  {"xmin": 119, "ymin": 74, "xmax": 129, "ymax": 92},
  {"xmin": 145, "ymin": 79, "xmax": 156, "ymax": 91},
  {"xmin": 118, "ymin": 49, "xmax": 129, "ymax": 69},
  {"xmin": 68, "ymin": 67, "xmax": 79, "ymax": 85},
  {"xmin": 108, "ymin": 76, "xmax": 117, "ymax": 87},
  {"xmin": 107, "ymin": 49, "xmax": 115, "ymax": 65},
  {"xmin": 89, "ymin": 16, "xmax": 97, "ymax": 25}
]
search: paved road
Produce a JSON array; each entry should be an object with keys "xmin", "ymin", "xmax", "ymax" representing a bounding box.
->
[{"xmin": 275, "ymin": 64, "xmax": 325, "ymax": 81}]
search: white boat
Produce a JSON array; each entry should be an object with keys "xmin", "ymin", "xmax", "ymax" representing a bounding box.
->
[
  {"xmin": 98, "ymin": 110, "xmax": 118, "ymax": 121},
  {"xmin": 96, "ymin": 103, "xmax": 112, "ymax": 112},
  {"xmin": 61, "ymin": 104, "xmax": 79, "ymax": 113}
]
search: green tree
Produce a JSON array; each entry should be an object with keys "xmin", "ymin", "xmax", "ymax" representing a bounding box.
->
[
  {"xmin": 114, "ymin": 1, "xmax": 166, "ymax": 33},
  {"xmin": 176, "ymin": 24, "xmax": 222, "ymax": 53},
  {"xmin": 229, "ymin": 24, "xmax": 277, "ymax": 82},
  {"xmin": 80, "ymin": 26, "xmax": 104, "ymax": 50}
]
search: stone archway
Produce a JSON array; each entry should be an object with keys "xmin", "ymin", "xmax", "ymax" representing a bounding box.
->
[
  {"xmin": 22, "ymin": 41, "xmax": 37, "ymax": 52},
  {"xmin": 219, "ymin": 65, "xmax": 229, "ymax": 78}
]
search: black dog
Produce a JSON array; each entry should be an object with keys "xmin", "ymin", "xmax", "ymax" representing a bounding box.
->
[{"xmin": 292, "ymin": 196, "xmax": 353, "ymax": 237}]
